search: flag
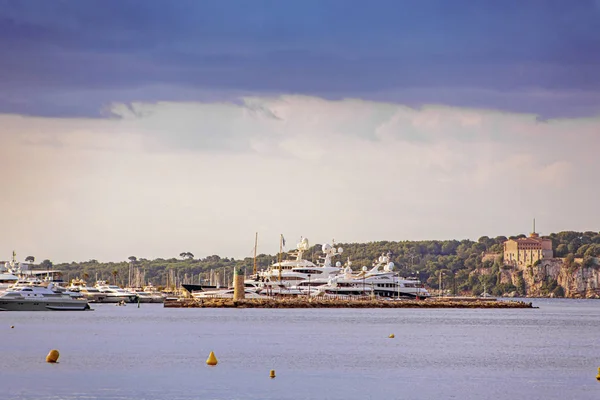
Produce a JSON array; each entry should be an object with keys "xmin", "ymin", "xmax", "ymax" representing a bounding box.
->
[{"xmin": 281, "ymin": 235, "xmax": 286, "ymax": 248}]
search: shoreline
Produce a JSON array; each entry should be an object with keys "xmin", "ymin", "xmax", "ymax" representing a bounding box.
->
[{"xmin": 164, "ymin": 298, "xmax": 535, "ymax": 309}]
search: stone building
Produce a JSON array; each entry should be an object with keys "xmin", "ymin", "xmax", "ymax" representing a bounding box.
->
[{"xmin": 503, "ymin": 230, "xmax": 553, "ymax": 267}]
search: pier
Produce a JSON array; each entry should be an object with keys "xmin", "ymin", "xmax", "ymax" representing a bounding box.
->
[{"xmin": 164, "ymin": 297, "xmax": 534, "ymax": 309}]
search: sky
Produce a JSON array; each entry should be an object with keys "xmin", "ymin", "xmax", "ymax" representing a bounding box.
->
[{"xmin": 1, "ymin": 0, "xmax": 600, "ymax": 263}]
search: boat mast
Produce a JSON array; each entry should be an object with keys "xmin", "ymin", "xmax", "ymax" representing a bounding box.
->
[
  {"xmin": 278, "ymin": 234, "xmax": 283, "ymax": 282},
  {"xmin": 253, "ymin": 232, "xmax": 258, "ymax": 276}
]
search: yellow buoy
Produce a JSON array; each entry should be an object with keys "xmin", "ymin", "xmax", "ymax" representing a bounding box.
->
[
  {"xmin": 206, "ymin": 351, "xmax": 218, "ymax": 366},
  {"xmin": 389, "ymin": 333, "xmax": 395, "ymax": 338},
  {"xmin": 596, "ymin": 367, "xmax": 600, "ymax": 381},
  {"xmin": 270, "ymin": 369, "xmax": 276, "ymax": 379},
  {"xmin": 46, "ymin": 349, "xmax": 60, "ymax": 363}
]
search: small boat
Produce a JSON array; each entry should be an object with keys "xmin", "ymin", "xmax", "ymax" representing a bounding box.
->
[{"xmin": 0, "ymin": 283, "xmax": 92, "ymax": 311}]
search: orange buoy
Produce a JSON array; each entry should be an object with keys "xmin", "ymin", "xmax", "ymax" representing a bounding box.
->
[
  {"xmin": 206, "ymin": 351, "xmax": 218, "ymax": 366},
  {"xmin": 46, "ymin": 349, "xmax": 60, "ymax": 363}
]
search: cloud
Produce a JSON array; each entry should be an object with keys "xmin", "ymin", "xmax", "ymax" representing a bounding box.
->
[
  {"xmin": 3, "ymin": 94, "xmax": 598, "ymax": 159},
  {"xmin": 1, "ymin": 1, "xmax": 600, "ymax": 118},
  {"xmin": 1, "ymin": 95, "xmax": 599, "ymax": 262}
]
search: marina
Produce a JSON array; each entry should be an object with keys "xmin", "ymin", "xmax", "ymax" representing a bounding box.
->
[{"xmin": 0, "ymin": 239, "xmax": 536, "ymax": 311}]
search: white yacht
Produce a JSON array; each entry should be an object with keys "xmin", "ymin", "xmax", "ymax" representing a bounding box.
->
[
  {"xmin": 311, "ymin": 265, "xmax": 375, "ymax": 298},
  {"xmin": 67, "ymin": 278, "xmax": 107, "ymax": 303},
  {"xmin": 361, "ymin": 253, "xmax": 430, "ymax": 299},
  {"xmin": 1, "ymin": 253, "xmax": 28, "ymax": 292},
  {"xmin": 142, "ymin": 283, "xmax": 166, "ymax": 303},
  {"xmin": 0, "ymin": 283, "xmax": 92, "ymax": 311},
  {"xmin": 312, "ymin": 253, "xmax": 430, "ymax": 299},
  {"xmin": 94, "ymin": 281, "xmax": 138, "ymax": 303},
  {"xmin": 257, "ymin": 238, "xmax": 343, "ymax": 290},
  {"xmin": 0, "ymin": 271, "xmax": 19, "ymax": 292},
  {"xmin": 126, "ymin": 288, "xmax": 165, "ymax": 303}
]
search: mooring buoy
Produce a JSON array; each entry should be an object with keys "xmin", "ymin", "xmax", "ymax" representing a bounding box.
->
[
  {"xmin": 270, "ymin": 369, "xmax": 276, "ymax": 379},
  {"xmin": 389, "ymin": 333, "xmax": 395, "ymax": 338},
  {"xmin": 46, "ymin": 349, "xmax": 60, "ymax": 363},
  {"xmin": 206, "ymin": 351, "xmax": 218, "ymax": 366}
]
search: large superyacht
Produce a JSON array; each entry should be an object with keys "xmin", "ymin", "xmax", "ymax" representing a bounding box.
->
[
  {"xmin": 250, "ymin": 237, "xmax": 344, "ymax": 295},
  {"xmin": 312, "ymin": 252, "xmax": 430, "ymax": 299}
]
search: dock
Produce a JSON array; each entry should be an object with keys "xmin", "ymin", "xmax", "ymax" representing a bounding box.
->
[{"xmin": 164, "ymin": 297, "xmax": 534, "ymax": 309}]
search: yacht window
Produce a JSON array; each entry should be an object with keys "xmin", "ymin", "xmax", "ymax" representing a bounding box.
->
[{"xmin": 22, "ymin": 288, "xmax": 33, "ymax": 291}]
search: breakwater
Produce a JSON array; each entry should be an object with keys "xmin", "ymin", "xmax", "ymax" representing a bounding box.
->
[{"xmin": 164, "ymin": 297, "xmax": 534, "ymax": 309}]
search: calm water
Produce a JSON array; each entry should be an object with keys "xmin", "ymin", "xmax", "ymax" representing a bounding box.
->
[{"xmin": 1, "ymin": 299, "xmax": 599, "ymax": 400}]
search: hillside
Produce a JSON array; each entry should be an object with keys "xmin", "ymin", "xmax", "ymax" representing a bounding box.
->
[{"xmin": 26, "ymin": 230, "xmax": 600, "ymax": 298}]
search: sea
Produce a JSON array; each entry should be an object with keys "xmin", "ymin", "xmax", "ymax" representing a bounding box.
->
[{"xmin": 1, "ymin": 298, "xmax": 599, "ymax": 400}]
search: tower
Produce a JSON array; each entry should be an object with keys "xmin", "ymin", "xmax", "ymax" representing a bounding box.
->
[
  {"xmin": 232, "ymin": 266, "xmax": 245, "ymax": 301},
  {"xmin": 530, "ymin": 218, "xmax": 539, "ymax": 238}
]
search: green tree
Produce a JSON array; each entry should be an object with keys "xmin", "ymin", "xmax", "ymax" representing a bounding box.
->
[
  {"xmin": 25, "ymin": 255, "xmax": 35, "ymax": 263},
  {"xmin": 180, "ymin": 252, "xmax": 194, "ymax": 260},
  {"xmin": 565, "ymin": 254, "xmax": 575, "ymax": 267},
  {"xmin": 582, "ymin": 256, "xmax": 595, "ymax": 269},
  {"xmin": 555, "ymin": 244, "xmax": 568, "ymax": 257}
]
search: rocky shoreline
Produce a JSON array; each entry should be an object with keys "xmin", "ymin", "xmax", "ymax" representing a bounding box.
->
[{"xmin": 164, "ymin": 297, "xmax": 534, "ymax": 309}]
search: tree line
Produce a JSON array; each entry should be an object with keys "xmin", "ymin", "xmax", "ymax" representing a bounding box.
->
[{"xmin": 24, "ymin": 230, "xmax": 600, "ymax": 296}]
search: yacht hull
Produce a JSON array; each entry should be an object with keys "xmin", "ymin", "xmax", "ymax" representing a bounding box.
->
[
  {"xmin": 0, "ymin": 299, "xmax": 91, "ymax": 311},
  {"xmin": 98, "ymin": 295, "xmax": 137, "ymax": 303}
]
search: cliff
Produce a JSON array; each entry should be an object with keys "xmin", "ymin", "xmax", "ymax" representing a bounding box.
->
[{"xmin": 497, "ymin": 257, "xmax": 600, "ymax": 298}]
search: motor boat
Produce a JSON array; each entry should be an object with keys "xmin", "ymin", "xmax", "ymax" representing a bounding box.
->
[
  {"xmin": 66, "ymin": 278, "xmax": 107, "ymax": 302},
  {"xmin": 94, "ymin": 281, "xmax": 138, "ymax": 303},
  {"xmin": 0, "ymin": 271, "xmax": 19, "ymax": 293},
  {"xmin": 0, "ymin": 283, "xmax": 92, "ymax": 311},
  {"xmin": 142, "ymin": 283, "xmax": 166, "ymax": 303}
]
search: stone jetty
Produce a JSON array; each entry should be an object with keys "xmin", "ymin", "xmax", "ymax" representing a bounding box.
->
[{"xmin": 164, "ymin": 297, "xmax": 534, "ymax": 309}]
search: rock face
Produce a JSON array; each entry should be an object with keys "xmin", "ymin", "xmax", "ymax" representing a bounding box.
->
[{"xmin": 500, "ymin": 258, "xmax": 600, "ymax": 298}]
